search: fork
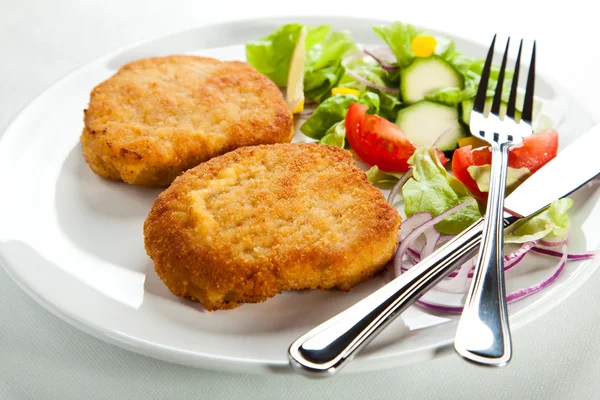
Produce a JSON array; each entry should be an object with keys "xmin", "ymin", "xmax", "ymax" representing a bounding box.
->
[{"xmin": 453, "ymin": 35, "xmax": 536, "ymax": 366}]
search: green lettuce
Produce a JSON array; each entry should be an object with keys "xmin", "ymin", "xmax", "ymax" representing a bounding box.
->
[
  {"xmin": 245, "ymin": 23, "xmax": 330, "ymax": 87},
  {"xmin": 467, "ymin": 165, "xmax": 531, "ymax": 194},
  {"xmin": 300, "ymin": 94, "xmax": 358, "ymax": 139},
  {"xmin": 334, "ymin": 57, "xmax": 402, "ymax": 120},
  {"xmin": 304, "ymin": 64, "xmax": 345, "ymax": 103},
  {"xmin": 372, "ymin": 21, "xmax": 422, "ymax": 67},
  {"xmin": 304, "ymin": 31, "xmax": 359, "ymax": 103},
  {"xmin": 370, "ymin": 89, "xmax": 402, "ymax": 121},
  {"xmin": 358, "ymin": 91, "xmax": 380, "ymax": 114},
  {"xmin": 366, "ymin": 166, "xmax": 404, "ymax": 184},
  {"xmin": 504, "ymin": 198, "xmax": 573, "ymax": 243},
  {"xmin": 305, "ymin": 31, "xmax": 358, "ymax": 71},
  {"xmin": 338, "ymin": 56, "xmax": 389, "ymax": 89},
  {"xmin": 402, "ymin": 148, "xmax": 482, "ymax": 234},
  {"xmin": 300, "ymin": 91, "xmax": 380, "ymax": 140},
  {"xmin": 319, "ymin": 121, "xmax": 347, "ymax": 148},
  {"xmin": 246, "ymin": 24, "xmax": 358, "ymax": 102}
]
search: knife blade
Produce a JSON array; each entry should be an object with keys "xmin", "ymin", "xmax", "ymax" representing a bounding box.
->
[
  {"xmin": 288, "ymin": 123, "xmax": 600, "ymax": 378},
  {"xmin": 505, "ymin": 123, "xmax": 600, "ymax": 218}
]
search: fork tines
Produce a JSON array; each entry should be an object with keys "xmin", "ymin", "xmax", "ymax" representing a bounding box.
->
[{"xmin": 473, "ymin": 34, "xmax": 536, "ymax": 127}]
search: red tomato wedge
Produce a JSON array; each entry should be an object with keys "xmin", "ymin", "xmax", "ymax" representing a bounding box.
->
[
  {"xmin": 345, "ymin": 103, "xmax": 448, "ymax": 172},
  {"xmin": 452, "ymin": 129, "xmax": 559, "ymax": 200}
]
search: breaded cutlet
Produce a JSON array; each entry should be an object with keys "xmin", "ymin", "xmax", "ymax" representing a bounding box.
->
[
  {"xmin": 143, "ymin": 143, "xmax": 401, "ymax": 311},
  {"xmin": 81, "ymin": 55, "xmax": 294, "ymax": 187}
]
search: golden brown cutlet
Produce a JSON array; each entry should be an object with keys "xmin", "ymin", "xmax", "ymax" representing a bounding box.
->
[
  {"xmin": 80, "ymin": 55, "xmax": 294, "ymax": 187},
  {"xmin": 143, "ymin": 143, "xmax": 401, "ymax": 311}
]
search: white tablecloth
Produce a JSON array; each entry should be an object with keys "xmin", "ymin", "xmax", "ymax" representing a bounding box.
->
[{"xmin": 1, "ymin": 1, "xmax": 599, "ymax": 398}]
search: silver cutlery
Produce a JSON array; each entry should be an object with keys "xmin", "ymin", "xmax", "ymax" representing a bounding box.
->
[
  {"xmin": 454, "ymin": 36, "xmax": 536, "ymax": 366},
  {"xmin": 288, "ymin": 123, "xmax": 600, "ymax": 378}
]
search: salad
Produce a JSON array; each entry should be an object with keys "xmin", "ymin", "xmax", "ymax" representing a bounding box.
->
[{"xmin": 245, "ymin": 21, "xmax": 595, "ymax": 312}]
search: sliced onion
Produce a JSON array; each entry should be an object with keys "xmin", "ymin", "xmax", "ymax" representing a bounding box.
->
[
  {"xmin": 432, "ymin": 127, "xmax": 457, "ymax": 149},
  {"xmin": 345, "ymin": 69, "xmax": 400, "ymax": 93},
  {"xmin": 506, "ymin": 245, "xmax": 568, "ymax": 302},
  {"xmin": 416, "ymin": 299, "xmax": 464, "ymax": 314},
  {"xmin": 505, "ymin": 240, "xmax": 539, "ymax": 262},
  {"xmin": 341, "ymin": 51, "xmax": 365, "ymax": 65},
  {"xmin": 438, "ymin": 235, "xmax": 455, "ymax": 245},
  {"xmin": 539, "ymin": 237, "xmax": 569, "ymax": 247},
  {"xmin": 417, "ymin": 245, "xmax": 570, "ymax": 314},
  {"xmin": 531, "ymin": 246, "xmax": 596, "ymax": 260},
  {"xmin": 399, "ymin": 212, "xmax": 431, "ymax": 240},
  {"xmin": 421, "ymin": 228, "xmax": 441, "ymax": 260},
  {"xmin": 342, "ymin": 52, "xmax": 400, "ymax": 94},
  {"xmin": 387, "ymin": 168, "xmax": 412, "ymax": 205},
  {"xmin": 363, "ymin": 47, "xmax": 398, "ymax": 71},
  {"xmin": 399, "ymin": 248, "xmax": 422, "ymax": 273},
  {"xmin": 407, "ymin": 247, "xmax": 421, "ymax": 261},
  {"xmin": 435, "ymin": 259, "xmax": 473, "ymax": 293},
  {"xmin": 462, "ymin": 241, "xmax": 537, "ymax": 278},
  {"xmin": 406, "ymin": 249, "xmax": 420, "ymax": 265},
  {"xmin": 504, "ymin": 240, "xmax": 539, "ymax": 272},
  {"xmin": 393, "ymin": 200, "xmax": 476, "ymax": 277},
  {"xmin": 400, "ymin": 230, "xmax": 441, "ymax": 269}
]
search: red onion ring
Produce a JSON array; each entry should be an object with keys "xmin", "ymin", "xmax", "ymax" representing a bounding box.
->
[
  {"xmin": 363, "ymin": 47, "xmax": 398, "ymax": 71},
  {"xmin": 393, "ymin": 200, "xmax": 476, "ymax": 277},
  {"xmin": 341, "ymin": 52, "xmax": 400, "ymax": 94},
  {"xmin": 387, "ymin": 168, "xmax": 413, "ymax": 205}
]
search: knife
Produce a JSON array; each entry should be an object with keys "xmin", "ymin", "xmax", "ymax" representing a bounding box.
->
[{"xmin": 288, "ymin": 123, "xmax": 600, "ymax": 378}]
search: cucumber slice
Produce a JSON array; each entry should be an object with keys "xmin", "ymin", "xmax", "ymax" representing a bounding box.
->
[
  {"xmin": 396, "ymin": 100, "xmax": 467, "ymax": 152},
  {"xmin": 400, "ymin": 56, "xmax": 464, "ymax": 104},
  {"xmin": 461, "ymin": 97, "xmax": 523, "ymax": 125}
]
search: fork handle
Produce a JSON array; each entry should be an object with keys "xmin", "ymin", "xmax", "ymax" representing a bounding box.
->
[{"xmin": 454, "ymin": 143, "xmax": 512, "ymax": 366}]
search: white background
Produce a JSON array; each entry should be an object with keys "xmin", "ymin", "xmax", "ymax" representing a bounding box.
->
[{"xmin": 1, "ymin": 0, "xmax": 599, "ymax": 398}]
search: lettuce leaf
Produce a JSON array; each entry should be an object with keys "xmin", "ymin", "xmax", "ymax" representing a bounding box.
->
[
  {"xmin": 372, "ymin": 21, "xmax": 422, "ymax": 67},
  {"xmin": 334, "ymin": 57, "xmax": 401, "ymax": 120},
  {"xmin": 338, "ymin": 56, "xmax": 389, "ymax": 89},
  {"xmin": 304, "ymin": 64, "xmax": 345, "ymax": 103},
  {"xmin": 246, "ymin": 23, "xmax": 358, "ymax": 102},
  {"xmin": 304, "ymin": 31, "xmax": 359, "ymax": 103},
  {"xmin": 358, "ymin": 91, "xmax": 380, "ymax": 115},
  {"xmin": 402, "ymin": 148, "xmax": 482, "ymax": 234},
  {"xmin": 369, "ymin": 89, "xmax": 402, "ymax": 121},
  {"xmin": 366, "ymin": 165, "xmax": 404, "ymax": 184},
  {"xmin": 300, "ymin": 91, "xmax": 380, "ymax": 140},
  {"xmin": 300, "ymin": 94, "xmax": 358, "ymax": 139},
  {"xmin": 305, "ymin": 31, "xmax": 358, "ymax": 71},
  {"xmin": 245, "ymin": 24, "xmax": 330, "ymax": 87},
  {"xmin": 504, "ymin": 198, "xmax": 573, "ymax": 243},
  {"xmin": 467, "ymin": 165, "xmax": 531, "ymax": 194},
  {"xmin": 319, "ymin": 121, "xmax": 347, "ymax": 148}
]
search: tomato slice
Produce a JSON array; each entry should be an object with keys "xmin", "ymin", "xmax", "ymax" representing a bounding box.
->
[
  {"xmin": 452, "ymin": 145, "xmax": 489, "ymax": 200},
  {"xmin": 452, "ymin": 129, "xmax": 559, "ymax": 200},
  {"xmin": 345, "ymin": 103, "xmax": 417, "ymax": 172},
  {"xmin": 507, "ymin": 129, "xmax": 559, "ymax": 171}
]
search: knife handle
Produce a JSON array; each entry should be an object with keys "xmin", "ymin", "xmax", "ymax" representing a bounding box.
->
[{"xmin": 288, "ymin": 217, "xmax": 487, "ymax": 378}]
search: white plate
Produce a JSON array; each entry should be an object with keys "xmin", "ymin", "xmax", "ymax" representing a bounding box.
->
[{"xmin": 0, "ymin": 16, "xmax": 599, "ymax": 375}]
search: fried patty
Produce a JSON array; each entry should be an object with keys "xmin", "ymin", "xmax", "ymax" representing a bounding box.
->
[
  {"xmin": 143, "ymin": 143, "xmax": 401, "ymax": 311},
  {"xmin": 81, "ymin": 55, "xmax": 294, "ymax": 187}
]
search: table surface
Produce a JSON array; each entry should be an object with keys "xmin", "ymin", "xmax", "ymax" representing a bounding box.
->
[{"xmin": 1, "ymin": 1, "xmax": 599, "ymax": 399}]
